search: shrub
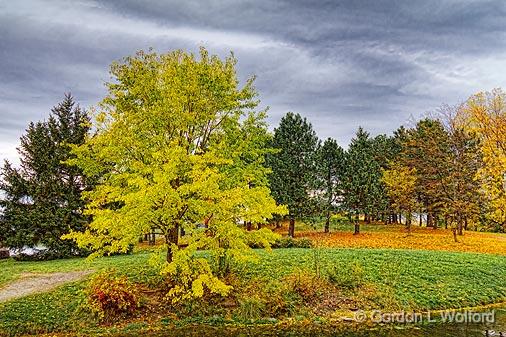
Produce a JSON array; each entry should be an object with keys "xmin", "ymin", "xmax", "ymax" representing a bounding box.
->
[
  {"xmin": 84, "ymin": 270, "xmax": 140, "ymax": 321},
  {"xmin": 326, "ymin": 261, "xmax": 365, "ymax": 289},
  {"xmin": 271, "ymin": 237, "xmax": 313, "ymax": 249}
]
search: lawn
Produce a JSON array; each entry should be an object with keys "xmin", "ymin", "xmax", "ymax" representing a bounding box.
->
[
  {"xmin": 1, "ymin": 247, "xmax": 506, "ymax": 336},
  {"xmin": 0, "ymin": 251, "xmax": 153, "ymax": 288}
]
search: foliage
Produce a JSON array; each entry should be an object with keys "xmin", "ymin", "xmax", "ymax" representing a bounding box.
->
[
  {"xmin": 381, "ymin": 163, "xmax": 418, "ymax": 232},
  {"xmin": 272, "ymin": 237, "xmax": 313, "ymax": 249},
  {"xmin": 315, "ymin": 138, "xmax": 345, "ymax": 232},
  {"xmin": 341, "ymin": 127, "xmax": 385, "ymax": 231},
  {"xmin": 267, "ymin": 112, "xmax": 320, "ymax": 236},
  {"xmin": 0, "ymin": 94, "xmax": 91, "ymax": 257},
  {"xmin": 463, "ymin": 89, "xmax": 506, "ymax": 229},
  {"xmin": 63, "ymin": 48, "xmax": 285, "ymax": 303},
  {"xmin": 84, "ymin": 269, "xmax": 141, "ymax": 321}
]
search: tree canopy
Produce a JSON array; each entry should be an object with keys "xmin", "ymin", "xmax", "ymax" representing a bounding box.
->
[{"xmin": 63, "ymin": 48, "xmax": 285, "ymax": 301}]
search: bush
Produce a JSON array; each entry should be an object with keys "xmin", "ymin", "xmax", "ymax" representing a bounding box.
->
[
  {"xmin": 326, "ymin": 261, "xmax": 365, "ymax": 289},
  {"xmin": 271, "ymin": 237, "xmax": 312, "ymax": 249},
  {"xmin": 84, "ymin": 270, "xmax": 140, "ymax": 321}
]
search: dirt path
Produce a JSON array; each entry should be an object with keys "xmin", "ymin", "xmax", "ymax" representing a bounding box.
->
[{"xmin": 0, "ymin": 270, "xmax": 93, "ymax": 303}]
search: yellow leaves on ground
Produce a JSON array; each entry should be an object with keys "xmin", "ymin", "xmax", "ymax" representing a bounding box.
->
[{"xmin": 300, "ymin": 226, "xmax": 506, "ymax": 255}]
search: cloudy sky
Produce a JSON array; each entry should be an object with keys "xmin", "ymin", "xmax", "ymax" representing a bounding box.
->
[{"xmin": 1, "ymin": 0, "xmax": 506, "ymax": 165}]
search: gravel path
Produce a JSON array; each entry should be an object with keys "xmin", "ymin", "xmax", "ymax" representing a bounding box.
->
[{"xmin": 0, "ymin": 270, "xmax": 93, "ymax": 303}]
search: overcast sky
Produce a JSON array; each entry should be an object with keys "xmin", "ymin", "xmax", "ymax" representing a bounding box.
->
[{"xmin": 1, "ymin": 0, "xmax": 506, "ymax": 165}]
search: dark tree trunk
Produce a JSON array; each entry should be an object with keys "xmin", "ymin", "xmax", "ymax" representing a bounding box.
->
[
  {"xmin": 353, "ymin": 214, "xmax": 360, "ymax": 235},
  {"xmin": 464, "ymin": 217, "xmax": 468, "ymax": 231},
  {"xmin": 419, "ymin": 213, "xmax": 423, "ymax": 226},
  {"xmin": 165, "ymin": 224, "xmax": 179, "ymax": 263},
  {"xmin": 427, "ymin": 212, "xmax": 433, "ymax": 228},
  {"xmin": 149, "ymin": 231, "xmax": 156, "ymax": 246},
  {"xmin": 288, "ymin": 218, "xmax": 295, "ymax": 237},
  {"xmin": 246, "ymin": 221, "xmax": 252, "ymax": 231},
  {"xmin": 458, "ymin": 219, "xmax": 463, "ymax": 236},
  {"xmin": 324, "ymin": 211, "xmax": 331, "ymax": 233},
  {"xmin": 452, "ymin": 228, "xmax": 458, "ymax": 243},
  {"xmin": 258, "ymin": 223, "xmax": 262, "ymax": 230}
]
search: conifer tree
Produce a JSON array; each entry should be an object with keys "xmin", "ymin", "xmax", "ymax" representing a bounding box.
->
[
  {"xmin": 267, "ymin": 112, "xmax": 320, "ymax": 237},
  {"xmin": 0, "ymin": 94, "xmax": 91, "ymax": 257},
  {"xmin": 316, "ymin": 138, "xmax": 345, "ymax": 233},
  {"xmin": 341, "ymin": 127, "xmax": 383, "ymax": 234}
]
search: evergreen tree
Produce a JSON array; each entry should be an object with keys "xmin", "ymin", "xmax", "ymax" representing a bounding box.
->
[
  {"xmin": 316, "ymin": 138, "xmax": 345, "ymax": 233},
  {"xmin": 341, "ymin": 127, "xmax": 383, "ymax": 234},
  {"xmin": 267, "ymin": 112, "xmax": 320, "ymax": 237},
  {"xmin": 0, "ymin": 94, "xmax": 91, "ymax": 257}
]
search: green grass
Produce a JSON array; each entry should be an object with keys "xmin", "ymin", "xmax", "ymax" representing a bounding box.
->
[
  {"xmin": 238, "ymin": 248, "xmax": 506, "ymax": 310},
  {"xmin": 0, "ymin": 251, "xmax": 154, "ymax": 288},
  {"xmin": 1, "ymin": 248, "xmax": 506, "ymax": 336}
]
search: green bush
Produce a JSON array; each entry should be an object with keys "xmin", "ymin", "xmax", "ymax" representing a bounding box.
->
[{"xmin": 271, "ymin": 237, "xmax": 313, "ymax": 249}]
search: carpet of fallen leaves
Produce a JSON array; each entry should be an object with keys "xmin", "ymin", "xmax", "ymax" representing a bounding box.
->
[{"xmin": 296, "ymin": 225, "xmax": 506, "ymax": 256}]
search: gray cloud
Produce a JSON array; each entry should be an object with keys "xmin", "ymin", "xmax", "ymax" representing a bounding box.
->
[{"xmin": 1, "ymin": 0, "xmax": 506, "ymax": 165}]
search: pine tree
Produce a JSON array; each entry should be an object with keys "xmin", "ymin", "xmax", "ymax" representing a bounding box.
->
[
  {"xmin": 267, "ymin": 112, "xmax": 320, "ymax": 237},
  {"xmin": 316, "ymin": 138, "xmax": 345, "ymax": 233},
  {"xmin": 0, "ymin": 94, "xmax": 91, "ymax": 257},
  {"xmin": 341, "ymin": 127, "xmax": 383, "ymax": 234}
]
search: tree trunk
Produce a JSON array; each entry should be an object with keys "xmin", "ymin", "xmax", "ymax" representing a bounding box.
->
[
  {"xmin": 419, "ymin": 213, "xmax": 423, "ymax": 226},
  {"xmin": 353, "ymin": 214, "xmax": 360, "ymax": 235},
  {"xmin": 324, "ymin": 211, "xmax": 331, "ymax": 233},
  {"xmin": 149, "ymin": 231, "xmax": 156, "ymax": 246},
  {"xmin": 288, "ymin": 218, "xmax": 295, "ymax": 237},
  {"xmin": 458, "ymin": 219, "xmax": 463, "ymax": 236},
  {"xmin": 452, "ymin": 228, "xmax": 458, "ymax": 243},
  {"xmin": 258, "ymin": 223, "xmax": 262, "ymax": 230},
  {"xmin": 165, "ymin": 224, "xmax": 179, "ymax": 263},
  {"xmin": 464, "ymin": 217, "xmax": 468, "ymax": 231},
  {"xmin": 406, "ymin": 213, "xmax": 412, "ymax": 236},
  {"xmin": 246, "ymin": 221, "xmax": 252, "ymax": 231},
  {"xmin": 427, "ymin": 212, "xmax": 433, "ymax": 228}
]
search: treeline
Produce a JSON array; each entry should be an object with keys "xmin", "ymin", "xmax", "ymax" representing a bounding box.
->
[
  {"xmin": 0, "ymin": 48, "xmax": 505, "ymax": 263},
  {"xmin": 267, "ymin": 91, "xmax": 506, "ymax": 240}
]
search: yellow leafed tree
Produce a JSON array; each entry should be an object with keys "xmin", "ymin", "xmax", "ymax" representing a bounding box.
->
[
  {"xmin": 63, "ymin": 48, "xmax": 286, "ymax": 302},
  {"xmin": 382, "ymin": 163, "xmax": 418, "ymax": 235},
  {"xmin": 463, "ymin": 89, "xmax": 506, "ymax": 229}
]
